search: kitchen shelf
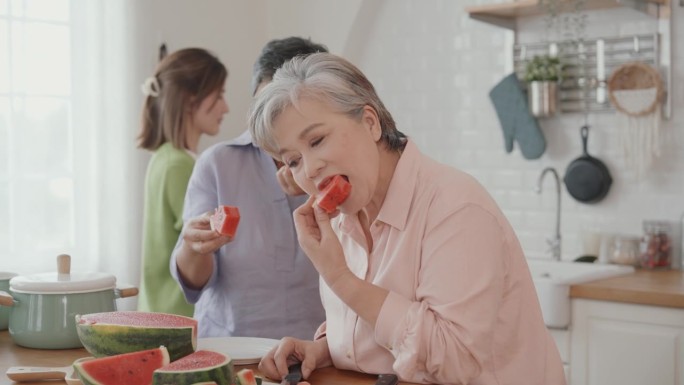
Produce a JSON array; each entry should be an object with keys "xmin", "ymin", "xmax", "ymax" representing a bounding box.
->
[{"xmin": 466, "ymin": 0, "xmax": 668, "ymax": 30}]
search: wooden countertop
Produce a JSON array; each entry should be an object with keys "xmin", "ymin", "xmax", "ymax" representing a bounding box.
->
[
  {"xmin": 0, "ymin": 331, "xmax": 416, "ymax": 385},
  {"xmin": 570, "ymin": 269, "xmax": 684, "ymax": 308}
]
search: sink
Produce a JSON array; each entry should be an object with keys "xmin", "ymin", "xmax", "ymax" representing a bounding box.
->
[{"xmin": 526, "ymin": 259, "xmax": 635, "ymax": 328}]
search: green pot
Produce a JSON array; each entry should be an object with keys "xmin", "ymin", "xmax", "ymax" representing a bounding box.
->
[
  {"xmin": 5, "ymin": 289, "xmax": 119, "ymax": 349},
  {"xmin": 0, "ymin": 272, "xmax": 18, "ymax": 330},
  {"xmin": 0, "ymin": 254, "xmax": 138, "ymax": 349}
]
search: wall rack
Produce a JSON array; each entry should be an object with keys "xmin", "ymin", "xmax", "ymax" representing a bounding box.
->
[
  {"xmin": 514, "ymin": 34, "xmax": 670, "ymax": 118},
  {"xmin": 466, "ymin": 0, "xmax": 672, "ymax": 119}
]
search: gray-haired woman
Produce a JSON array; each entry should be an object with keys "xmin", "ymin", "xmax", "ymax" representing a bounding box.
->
[{"xmin": 249, "ymin": 53, "xmax": 565, "ymax": 385}]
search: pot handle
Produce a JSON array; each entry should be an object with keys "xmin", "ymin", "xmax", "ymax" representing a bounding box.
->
[
  {"xmin": 115, "ymin": 286, "xmax": 139, "ymax": 299},
  {"xmin": 0, "ymin": 290, "xmax": 15, "ymax": 307}
]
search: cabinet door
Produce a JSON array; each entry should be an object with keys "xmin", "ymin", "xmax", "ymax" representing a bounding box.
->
[{"xmin": 571, "ymin": 299, "xmax": 684, "ymax": 385}]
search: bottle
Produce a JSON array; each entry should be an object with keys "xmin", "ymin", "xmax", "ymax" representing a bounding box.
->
[
  {"xmin": 610, "ymin": 236, "xmax": 640, "ymax": 266},
  {"xmin": 639, "ymin": 221, "xmax": 672, "ymax": 269}
]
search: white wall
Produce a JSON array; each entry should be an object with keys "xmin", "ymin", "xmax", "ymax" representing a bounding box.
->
[
  {"xmin": 252, "ymin": 0, "xmax": 684, "ymax": 261},
  {"xmin": 129, "ymin": 1, "xmax": 684, "ymax": 264}
]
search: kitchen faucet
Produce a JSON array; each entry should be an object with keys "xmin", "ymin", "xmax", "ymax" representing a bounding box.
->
[{"xmin": 536, "ymin": 167, "xmax": 562, "ymax": 261}]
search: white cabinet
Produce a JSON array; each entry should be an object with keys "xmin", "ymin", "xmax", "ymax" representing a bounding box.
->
[{"xmin": 570, "ymin": 299, "xmax": 684, "ymax": 385}]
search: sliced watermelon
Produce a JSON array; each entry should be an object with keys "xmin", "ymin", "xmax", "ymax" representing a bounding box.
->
[
  {"xmin": 153, "ymin": 350, "xmax": 233, "ymax": 385},
  {"xmin": 210, "ymin": 205, "xmax": 241, "ymax": 237},
  {"xmin": 236, "ymin": 368, "xmax": 258, "ymax": 385},
  {"xmin": 76, "ymin": 311, "xmax": 197, "ymax": 361},
  {"xmin": 73, "ymin": 346, "xmax": 170, "ymax": 385},
  {"xmin": 316, "ymin": 175, "xmax": 351, "ymax": 214}
]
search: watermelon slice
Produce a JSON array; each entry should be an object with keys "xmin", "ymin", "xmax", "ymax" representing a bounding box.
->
[
  {"xmin": 152, "ymin": 350, "xmax": 233, "ymax": 385},
  {"xmin": 76, "ymin": 311, "xmax": 197, "ymax": 362},
  {"xmin": 73, "ymin": 346, "xmax": 170, "ymax": 385},
  {"xmin": 316, "ymin": 175, "xmax": 351, "ymax": 214},
  {"xmin": 210, "ymin": 205, "xmax": 241, "ymax": 237},
  {"xmin": 236, "ymin": 368, "xmax": 258, "ymax": 385}
]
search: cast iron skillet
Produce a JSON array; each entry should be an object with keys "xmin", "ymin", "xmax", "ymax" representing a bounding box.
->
[{"xmin": 563, "ymin": 125, "xmax": 612, "ymax": 203}]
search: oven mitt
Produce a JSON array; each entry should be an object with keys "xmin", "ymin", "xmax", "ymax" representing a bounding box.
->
[{"xmin": 489, "ymin": 73, "xmax": 546, "ymax": 160}]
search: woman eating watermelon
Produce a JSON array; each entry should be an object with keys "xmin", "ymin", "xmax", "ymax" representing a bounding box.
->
[{"xmin": 248, "ymin": 53, "xmax": 566, "ymax": 385}]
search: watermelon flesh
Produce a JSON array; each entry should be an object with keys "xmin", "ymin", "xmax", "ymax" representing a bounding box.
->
[
  {"xmin": 73, "ymin": 346, "xmax": 170, "ymax": 385},
  {"xmin": 76, "ymin": 311, "xmax": 197, "ymax": 362},
  {"xmin": 153, "ymin": 350, "xmax": 233, "ymax": 385},
  {"xmin": 210, "ymin": 205, "xmax": 241, "ymax": 237},
  {"xmin": 316, "ymin": 175, "xmax": 351, "ymax": 214}
]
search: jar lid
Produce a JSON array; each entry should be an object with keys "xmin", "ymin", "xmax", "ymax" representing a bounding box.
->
[
  {"xmin": 10, "ymin": 271, "xmax": 116, "ymax": 294},
  {"xmin": 0, "ymin": 272, "xmax": 18, "ymax": 280},
  {"xmin": 8, "ymin": 254, "xmax": 116, "ymax": 294}
]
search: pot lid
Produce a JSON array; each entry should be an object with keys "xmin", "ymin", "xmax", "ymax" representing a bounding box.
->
[{"xmin": 8, "ymin": 254, "xmax": 116, "ymax": 294}]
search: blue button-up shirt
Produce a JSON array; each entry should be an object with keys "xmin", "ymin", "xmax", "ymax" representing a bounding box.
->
[{"xmin": 170, "ymin": 130, "xmax": 325, "ymax": 339}]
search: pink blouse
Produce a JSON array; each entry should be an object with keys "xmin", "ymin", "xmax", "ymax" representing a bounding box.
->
[{"xmin": 318, "ymin": 140, "xmax": 566, "ymax": 385}]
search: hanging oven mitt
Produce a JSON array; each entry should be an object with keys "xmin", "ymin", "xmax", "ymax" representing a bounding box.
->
[{"xmin": 488, "ymin": 73, "xmax": 546, "ymax": 160}]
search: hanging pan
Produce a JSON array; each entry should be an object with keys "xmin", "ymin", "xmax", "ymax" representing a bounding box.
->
[{"xmin": 563, "ymin": 125, "xmax": 612, "ymax": 203}]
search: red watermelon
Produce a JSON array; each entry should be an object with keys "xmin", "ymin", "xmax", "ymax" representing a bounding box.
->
[
  {"xmin": 153, "ymin": 350, "xmax": 233, "ymax": 385},
  {"xmin": 73, "ymin": 346, "xmax": 169, "ymax": 385},
  {"xmin": 316, "ymin": 175, "xmax": 351, "ymax": 214},
  {"xmin": 210, "ymin": 205, "xmax": 241, "ymax": 237},
  {"xmin": 76, "ymin": 311, "xmax": 197, "ymax": 361},
  {"xmin": 236, "ymin": 368, "xmax": 258, "ymax": 385}
]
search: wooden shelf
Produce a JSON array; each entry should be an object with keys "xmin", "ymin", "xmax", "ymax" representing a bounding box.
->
[{"xmin": 466, "ymin": 0, "xmax": 668, "ymax": 30}]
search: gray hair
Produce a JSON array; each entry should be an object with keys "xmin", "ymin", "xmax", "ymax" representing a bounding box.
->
[{"xmin": 248, "ymin": 52, "xmax": 406, "ymax": 155}]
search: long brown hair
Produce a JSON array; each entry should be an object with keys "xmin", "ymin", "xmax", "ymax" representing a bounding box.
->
[{"xmin": 138, "ymin": 48, "xmax": 228, "ymax": 151}]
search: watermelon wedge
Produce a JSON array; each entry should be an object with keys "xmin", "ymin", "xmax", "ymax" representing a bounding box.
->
[
  {"xmin": 152, "ymin": 350, "xmax": 233, "ymax": 385},
  {"xmin": 76, "ymin": 311, "xmax": 197, "ymax": 361},
  {"xmin": 316, "ymin": 175, "xmax": 351, "ymax": 214},
  {"xmin": 73, "ymin": 346, "xmax": 170, "ymax": 385},
  {"xmin": 236, "ymin": 368, "xmax": 258, "ymax": 385},
  {"xmin": 210, "ymin": 205, "xmax": 241, "ymax": 237}
]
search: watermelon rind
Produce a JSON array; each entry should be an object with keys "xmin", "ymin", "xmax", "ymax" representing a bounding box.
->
[
  {"xmin": 153, "ymin": 350, "xmax": 233, "ymax": 385},
  {"xmin": 73, "ymin": 346, "xmax": 170, "ymax": 385},
  {"xmin": 76, "ymin": 312, "xmax": 197, "ymax": 362}
]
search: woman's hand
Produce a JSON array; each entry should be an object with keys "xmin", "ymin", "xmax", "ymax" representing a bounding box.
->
[
  {"xmin": 293, "ymin": 196, "xmax": 352, "ymax": 289},
  {"xmin": 175, "ymin": 212, "xmax": 233, "ymax": 289},
  {"xmin": 276, "ymin": 162, "xmax": 306, "ymax": 196},
  {"xmin": 258, "ymin": 337, "xmax": 332, "ymax": 382}
]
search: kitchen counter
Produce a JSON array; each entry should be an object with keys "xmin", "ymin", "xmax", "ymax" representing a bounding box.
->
[
  {"xmin": 570, "ymin": 269, "xmax": 684, "ymax": 308},
  {"xmin": 0, "ymin": 331, "xmax": 416, "ymax": 385}
]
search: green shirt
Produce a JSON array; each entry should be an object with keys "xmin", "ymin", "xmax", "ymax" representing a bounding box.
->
[{"xmin": 138, "ymin": 142, "xmax": 194, "ymax": 316}]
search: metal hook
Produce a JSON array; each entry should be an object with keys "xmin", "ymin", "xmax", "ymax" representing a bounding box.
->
[{"xmin": 159, "ymin": 43, "xmax": 168, "ymax": 62}]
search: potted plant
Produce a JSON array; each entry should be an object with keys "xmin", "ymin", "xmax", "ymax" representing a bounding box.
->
[{"xmin": 524, "ymin": 55, "xmax": 561, "ymax": 117}]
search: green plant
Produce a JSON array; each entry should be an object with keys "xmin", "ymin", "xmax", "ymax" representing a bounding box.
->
[{"xmin": 524, "ymin": 55, "xmax": 562, "ymax": 82}]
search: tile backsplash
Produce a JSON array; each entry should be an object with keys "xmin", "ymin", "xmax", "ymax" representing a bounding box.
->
[{"xmin": 350, "ymin": 1, "xmax": 684, "ymax": 261}]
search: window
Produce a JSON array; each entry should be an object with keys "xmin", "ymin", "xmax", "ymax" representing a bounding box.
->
[
  {"xmin": 0, "ymin": 0, "xmax": 132, "ymax": 276},
  {"xmin": 0, "ymin": 0, "xmax": 82, "ymax": 272}
]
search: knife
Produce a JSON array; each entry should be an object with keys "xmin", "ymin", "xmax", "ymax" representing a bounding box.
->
[{"xmin": 280, "ymin": 363, "xmax": 302, "ymax": 385}]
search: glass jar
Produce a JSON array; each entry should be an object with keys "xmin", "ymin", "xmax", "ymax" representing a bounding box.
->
[
  {"xmin": 610, "ymin": 236, "xmax": 640, "ymax": 266},
  {"xmin": 639, "ymin": 221, "xmax": 672, "ymax": 269}
]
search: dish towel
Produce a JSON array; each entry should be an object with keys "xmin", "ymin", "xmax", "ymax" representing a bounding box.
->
[{"xmin": 489, "ymin": 73, "xmax": 546, "ymax": 160}]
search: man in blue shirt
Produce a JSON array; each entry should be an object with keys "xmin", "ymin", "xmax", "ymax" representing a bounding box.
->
[{"xmin": 170, "ymin": 37, "xmax": 328, "ymax": 339}]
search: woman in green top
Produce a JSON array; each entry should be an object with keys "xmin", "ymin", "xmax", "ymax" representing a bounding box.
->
[{"xmin": 137, "ymin": 47, "xmax": 229, "ymax": 315}]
